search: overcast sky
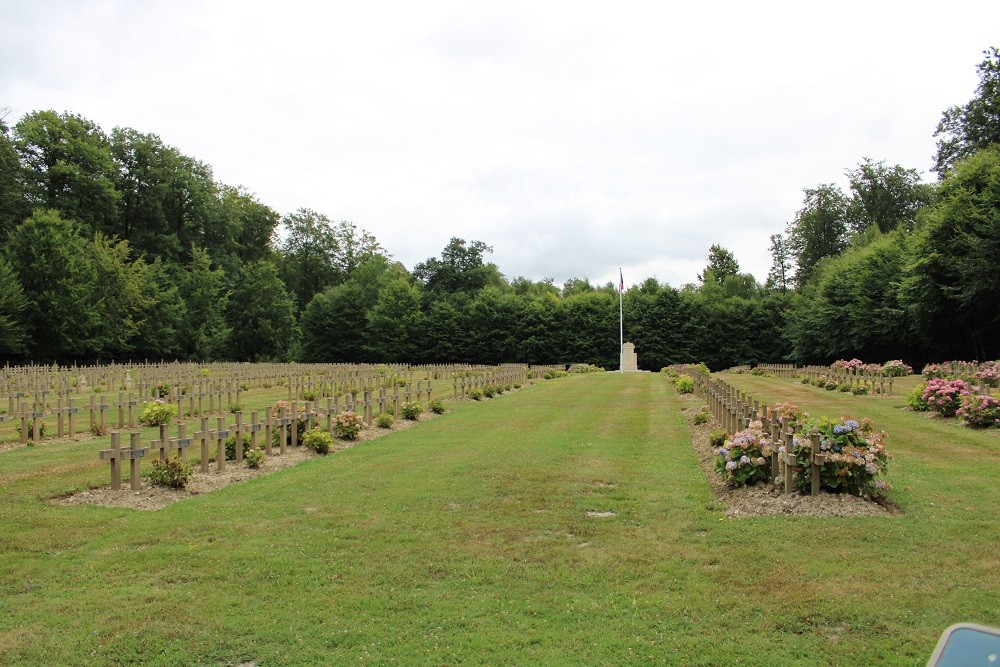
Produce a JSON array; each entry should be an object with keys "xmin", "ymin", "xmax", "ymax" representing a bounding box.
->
[{"xmin": 2, "ymin": 1, "xmax": 997, "ymax": 288}]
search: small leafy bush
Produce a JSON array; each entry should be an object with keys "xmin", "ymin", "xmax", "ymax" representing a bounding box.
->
[
  {"xmin": 429, "ymin": 399, "xmax": 445, "ymax": 414},
  {"xmin": 513, "ymin": 383, "xmax": 521, "ymax": 390},
  {"xmin": 22, "ymin": 419, "xmax": 47, "ymax": 440},
  {"xmin": 302, "ymin": 428, "xmax": 334, "ymax": 454},
  {"xmin": 482, "ymin": 386, "xmax": 496, "ymax": 398},
  {"xmin": 469, "ymin": 389, "xmax": 483, "ymax": 401},
  {"xmin": 922, "ymin": 363, "xmax": 946, "ymax": 380},
  {"xmin": 674, "ymin": 374, "xmax": 694, "ymax": 394},
  {"xmin": 302, "ymin": 391, "xmax": 317, "ymax": 402},
  {"xmin": 375, "ymin": 413, "xmax": 395, "ymax": 429},
  {"xmin": 693, "ymin": 409, "xmax": 710, "ymax": 425},
  {"xmin": 851, "ymin": 384, "xmax": 869, "ymax": 396},
  {"xmin": 837, "ymin": 383, "xmax": 852, "ymax": 393},
  {"xmin": 147, "ymin": 457, "xmax": 193, "ymax": 489},
  {"xmin": 229, "ymin": 403, "xmax": 244, "ymax": 414},
  {"xmin": 401, "ymin": 402, "xmax": 422, "ymax": 420},
  {"xmin": 709, "ymin": 429, "xmax": 727, "ymax": 448},
  {"xmin": 824, "ymin": 381, "xmax": 838, "ymax": 391},
  {"xmin": 224, "ymin": 434, "xmax": 245, "ymax": 461},
  {"xmin": 239, "ymin": 382, "xmax": 250, "ymax": 392},
  {"xmin": 714, "ymin": 421, "xmax": 774, "ymax": 487},
  {"xmin": 907, "ymin": 383, "xmax": 928, "ymax": 411},
  {"xmin": 90, "ymin": 420, "xmax": 108, "ymax": 436},
  {"xmin": 270, "ymin": 401, "xmax": 306, "ymax": 446},
  {"xmin": 332, "ymin": 412, "xmax": 364, "ymax": 440},
  {"xmin": 153, "ymin": 382, "xmax": 171, "ymax": 397},
  {"xmin": 139, "ymin": 400, "xmax": 177, "ymax": 426},
  {"xmin": 956, "ymin": 393, "xmax": 1000, "ymax": 428},
  {"xmin": 245, "ymin": 448, "xmax": 266, "ymax": 469}
]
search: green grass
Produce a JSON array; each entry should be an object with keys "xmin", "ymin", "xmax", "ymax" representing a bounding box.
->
[{"xmin": 1, "ymin": 373, "xmax": 998, "ymax": 665}]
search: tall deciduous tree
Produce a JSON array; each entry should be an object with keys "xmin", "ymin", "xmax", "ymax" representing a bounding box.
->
[
  {"xmin": 785, "ymin": 183, "xmax": 849, "ymax": 286},
  {"xmin": 177, "ymin": 246, "xmax": 230, "ymax": 360},
  {"xmin": 698, "ymin": 244, "xmax": 740, "ymax": 285},
  {"xmin": 765, "ymin": 233, "xmax": 792, "ymax": 292},
  {"xmin": 13, "ymin": 110, "xmax": 119, "ymax": 235},
  {"xmin": 845, "ymin": 158, "xmax": 931, "ymax": 234},
  {"xmin": 413, "ymin": 237, "xmax": 501, "ymax": 298},
  {"xmin": 934, "ymin": 47, "xmax": 1000, "ymax": 176},
  {"xmin": 0, "ymin": 256, "xmax": 28, "ymax": 356},
  {"xmin": 226, "ymin": 261, "xmax": 297, "ymax": 361},
  {"xmin": 904, "ymin": 146, "xmax": 1000, "ymax": 360}
]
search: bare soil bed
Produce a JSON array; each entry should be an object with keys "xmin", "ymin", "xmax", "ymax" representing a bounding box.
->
[
  {"xmin": 55, "ymin": 411, "xmax": 438, "ymax": 511},
  {"xmin": 680, "ymin": 401, "xmax": 898, "ymax": 518}
]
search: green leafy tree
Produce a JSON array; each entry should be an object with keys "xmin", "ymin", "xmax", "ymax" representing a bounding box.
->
[
  {"xmin": 225, "ymin": 261, "xmax": 297, "ymax": 361},
  {"xmin": 903, "ymin": 146, "xmax": 1000, "ymax": 360},
  {"xmin": 0, "ymin": 110, "xmax": 29, "ymax": 241},
  {"xmin": 177, "ymin": 246, "xmax": 230, "ymax": 360},
  {"xmin": 0, "ymin": 256, "xmax": 28, "ymax": 356},
  {"xmin": 785, "ymin": 184, "xmax": 849, "ymax": 286},
  {"xmin": 366, "ymin": 277, "xmax": 424, "ymax": 361},
  {"xmin": 4, "ymin": 209, "xmax": 94, "ymax": 359},
  {"xmin": 13, "ymin": 110, "xmax": 119, "ymax": 235},
  {"xmin": 132, "ymin": 258, "xmax": 188, "ymax": 360},
  {"xmin": 845, "ymin": 158, "xmax": 931, "ymax": 234},
  {"xmin": 413, "ymin": 237, "xmax": 499, "ymax": 298},
  {"xmin": 698, "ymin": 244, "xmax": 740, "ymax": 285},
  {"xmin": 84, "ymin": 233, "xmax": 148, "ymax": 357},
  {"xmin": 934, "ymin": 47, "xmax": 1000, "ymax": 175},
  {"xmin": 765, "ymin": 233, "xmax": 792, "ymax": 292}
]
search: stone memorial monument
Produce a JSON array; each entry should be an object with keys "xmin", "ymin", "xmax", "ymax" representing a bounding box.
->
[{"xmin": 620, "ymin": 342, "xmax": 638, "ymax": 372}]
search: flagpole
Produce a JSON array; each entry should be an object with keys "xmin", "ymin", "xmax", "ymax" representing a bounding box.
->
[{"xmin": 618, "ymin": 268, "xmax": 624, "ymax": 372}]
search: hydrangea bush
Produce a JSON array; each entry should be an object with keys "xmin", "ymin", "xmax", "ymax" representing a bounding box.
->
[
  {"xmin": 922, "ymin": 379, "xmax": 973, "ymax": 417},
  {"xmin": 713, "ymin": 421, "xmax": 775, "ymax": 487},
  {"xmin": 790, "ymin": 417, "xmax": 891, "ymax": 497},
  {"xmin": 882, "ymin": 360, "xmax": 913, "ymax": 377},
  {"xmin": 956, "ymin": 393, "xmax": 1000, "ymax": 428}
]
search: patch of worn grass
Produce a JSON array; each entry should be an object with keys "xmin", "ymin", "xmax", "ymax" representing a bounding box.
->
[{"xmin": 0, "ymin": 373, "xmax": 997, "ymax": 665}]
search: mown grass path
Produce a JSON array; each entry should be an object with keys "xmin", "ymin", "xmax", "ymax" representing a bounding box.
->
[{"xmin": 1, "ymin": 373, "xmax": 997, "ymax": 665}]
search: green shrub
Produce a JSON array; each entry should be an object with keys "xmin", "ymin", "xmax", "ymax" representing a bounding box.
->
[
  {"xmin": 801, "ymin": 377, "xmax": 811, "ymax": 384},
  {"xmin": 302, "ymin": 391, "xmax": 317, "ymax": 402},
  {"xmin": 332, "ymin": 412, "xmax": 364, "ymax": 440},
  {"xmin": 709, "ymin": 429, "xmax": 727, "ymax": 448},
  {"xmin": 138, "ymin": 400, "xmax": 177, "ymax": 426},
  {"xmin": 513, "ymin": 384, "xmax": 521, "ymax": 390},
  {"xmin": 224, "ymin": 434, "xmax": 245, "ymax": 461},
  {"xmin": 693, "ymin": 409, "xmax": 710, "ymax": 425},
  {"xmin": 837, "ymin": 383, "xmax": 852, "ymax": 393},
  {"xmin": 469, "ymin": 389, "xmax": 483, "ymax": 401},
  {"xmin": 429, "ymin": 399, "xmax": 445, "ymax": 414},
  {"xmin": 852, "ymin": 385, "xmax": 869, "ymax": 396},
  {"xmin": 824, "ymin": 381, "xmax": 838, "ymax": 391},
  {"xmin": 229, "ymin": 403, "xmax": 244, "ymax": 414},
  {"xmin": 395, "ymin": 378, "xmax": 408, "ymax": 388},
  {"xmin": 482, "ymin": 386, "xmax": 496, "ymax": 398},
  {"xmin": 147, "ymin": 457, "xmax": 193, "ymax": 489},
  {"xmin": 401, "ymin": 402, "xmax": 422, "ymax": 420},
  {"xmin": 302, "ymin": 428, "xmax": 334, "ymax": 454},
  {"xmin": 674, "ymin": 374, "xmax": 694, "ymax": 394},
  {"xmin": 90, "ymin": 421, "xmax": 108, "ymax": 436},
  {"xmin": 907, "ymin": 382, "xmax": 929, "ymax": 411},
  {"xmin": 22, "ymin": 419, "xmax": 47, "ymax": 440},
  {"xmin": 239, "ymin": 382, "xmax": 250, "ymax": 392},
  {"xmin": 375, "ymin": 413, "xmax": 395, "ymax": 429},
  {"xmin": 245, "ymin": 448, "xmax": 266, "ymax": 469}
]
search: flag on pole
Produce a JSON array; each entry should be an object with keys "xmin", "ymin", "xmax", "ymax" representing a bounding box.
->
[{"xmin": 619, "ymin": 269, "xmax": 624, "ymax": 293}]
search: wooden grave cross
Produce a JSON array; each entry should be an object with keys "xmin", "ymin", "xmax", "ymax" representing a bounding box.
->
[
  {"xmin": 99, "ymin": 431, "xmax": 125, "ymax": 490},
  {"xmin": 151, "ymin": 424, "xmax": 171, "ymax": 462},
  {"xmin": 124, "ymin": 432, "xmax": 149, "ymax": 491},
  {"xmin": 215, "ymin": 417, "xmax": 230, "ymax": 471},
  {"xmin": 231, "ymin": 411, "xmax": 244, "ymax": 463},
  {"xmin": 194, "ymin": 417, "xmax": 212, "ymax": 473},
  {"xmin": 275, "ymin": 406, "xmax": 291, "ymax": 455},
  {"xmin": 171, "ymin": 424, "xmax": 192, "ymax": 460},
  {"xmin": 126, "ymin": 395, "xmax": 138, "ymax": 429},
  {"xmin": 248, "ymin": 411, "xmax": 262, "ymax": 456},
  {"xmin": 289, "ymin": 401, "xmax": 300, "ymax": 448}
]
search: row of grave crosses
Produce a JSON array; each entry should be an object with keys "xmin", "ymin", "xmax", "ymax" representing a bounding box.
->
[
  {"xmin": 95, "ymin": 390, "xmax": 434, "ymax": 490},
  {"xmin": 693, "ymin": 371, "xmax": 830, "ymax": 497}
]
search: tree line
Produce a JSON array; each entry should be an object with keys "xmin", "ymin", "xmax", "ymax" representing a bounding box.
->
[{"xmin": 1, "ymin": 48, "xmax": 998, "ymax": 368}]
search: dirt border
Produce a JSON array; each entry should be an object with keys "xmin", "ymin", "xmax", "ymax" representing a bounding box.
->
[{"xmin": 679, "ymin": 399, "xmax": 899, "ymax": 518}]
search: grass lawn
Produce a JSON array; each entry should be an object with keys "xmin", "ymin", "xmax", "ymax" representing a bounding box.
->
[{"xmin": 1, "ymin": 372, "xmax": 998, "ymax": 665}]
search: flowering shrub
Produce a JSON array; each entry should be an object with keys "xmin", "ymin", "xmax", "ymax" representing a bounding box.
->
[
  {"xmin": 429, "ymin": 399, "xmax": 445, "ymax": 414},
  {"xmin": 271, "ymin": 401, "xmax": 307, "ymax": 447},
  {"xmin": 245, "ymin": 448, "xmax": 266, "ymax": 469},
  {"xmin": 971, "ymin": 369, "xmax": 1000, "ymax": 388},
  {"xmin": 956, "ymin": 393, "xmax": 1000, "ymax": 428},
  {"xmin": 922, "ymin": 379, "xmax": 973, "ymax": 417},
  {"xmin": 832, "ymin": 358, "xmax": 866, "ymax": 371},
  {"xmin": 401, "ymin": 402, "xmax": 422, "ymax": 420},
  {"xmin": 713, "ymin": 421, "xmax": 775, "ymax": 487},
  {"xmin": 138, "ymin": 400, "xmax": 177, "ymax": 426},
  {"xmin": 790, "ymin": 417, "xmax": 891, "ymax": 497},
  {"xmin": 922, "ymin": 364, "xmax": 946, "ymax": 379},
  {"xmin": 332, "ymin": 412, "xmax": 364, "ymax": 440},
  {"xmin": 769, "ymin": 402, "xmax": 807, "ymax": 429},
  {"xmin": 882, "ymin": 360, "xmax": 913, "ymax": 377},
  {"xmin": 675, "ymin": 374, "xmax": 694, "ymax": 394}
]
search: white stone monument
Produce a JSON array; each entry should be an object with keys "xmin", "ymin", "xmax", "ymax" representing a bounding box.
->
[{"xmin": 620, "ymin": 342, "xmax": 638, "ymax": 372}]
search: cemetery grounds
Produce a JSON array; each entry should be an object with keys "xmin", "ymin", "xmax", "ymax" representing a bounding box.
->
[{"xmin": 1, "ymin": 369, "xmax": 998, "ymax": 665}]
